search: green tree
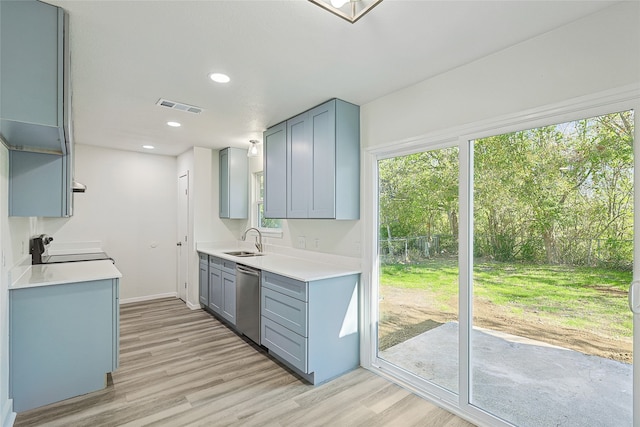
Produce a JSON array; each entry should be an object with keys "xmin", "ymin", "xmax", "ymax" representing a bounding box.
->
[{"xmin": 379, "ymin": 110, "xmax": 634, "ymax": 268}]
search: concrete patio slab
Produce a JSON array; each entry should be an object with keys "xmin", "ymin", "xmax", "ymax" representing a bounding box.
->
[{"xmin": 380, "ymin": 322, "xmax": 631, "ymax": 427}]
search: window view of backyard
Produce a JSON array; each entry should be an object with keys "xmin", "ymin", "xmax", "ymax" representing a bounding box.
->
[{"xmin": 377, "ymin": 110, "xmax": 634, "ymax": 426}]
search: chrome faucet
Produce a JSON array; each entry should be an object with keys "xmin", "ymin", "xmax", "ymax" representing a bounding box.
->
[{"xmin": 242, "ymin": 227, "xmax": 263, "ymax": 253}]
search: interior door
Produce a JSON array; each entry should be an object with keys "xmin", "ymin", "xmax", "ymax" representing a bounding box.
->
[{"xmin": 177, "ymin": 172, "xmax": 189, "ymax": 302}]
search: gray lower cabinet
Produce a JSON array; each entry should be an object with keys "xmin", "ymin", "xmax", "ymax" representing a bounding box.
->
[
  {"xmin": 9, "ymin": 278, "xmax": 119, "ymax": 412},
  {"xmin": 260, "ymin": 271, "xmax": 359, "ymax": 384},
  {"xmin": 199, "ymin": 252, "xmax": 209, "ymax": 305},
  {"xmin": 206, "ymin": 255, "xmax": 236, "ymax": 326}
]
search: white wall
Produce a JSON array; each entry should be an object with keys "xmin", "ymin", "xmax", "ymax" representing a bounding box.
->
[
  {"xmin": 40, "ymin": 144, "xmax": 178, "ymax": 302},
  {"xmin": 242, "ymin": 144, "xmax": 362, "ymax": 257},
  {"xmin": 361, "ymin": 2, "xmax": 640, "ymax": 149},
  {"xmin": 179, "ymin": 146, "xmax": 241, "ymax": 307}
]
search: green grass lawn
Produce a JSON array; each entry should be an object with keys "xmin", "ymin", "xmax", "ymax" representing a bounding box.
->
[{"xmin": 380, "ymin": 259, "xmax": 633, "ymax": 338}]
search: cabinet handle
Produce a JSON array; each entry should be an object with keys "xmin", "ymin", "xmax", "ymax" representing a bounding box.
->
[
  {"xmin": 629, "ymin": 280, "xmax": 640, "ymax": 314},
  {"xmin": 236, "ymin": 265, "xmax": 260, "ymax": 276}
]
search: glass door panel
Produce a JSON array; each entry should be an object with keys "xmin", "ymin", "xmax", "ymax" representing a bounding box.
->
[
  {"xmin": 470, "ymin": 111, "xmax": 634, "ymax": 426},
  {"xmin": 377, "ymin": 147, "xmax": 460, "ymax": 394}
]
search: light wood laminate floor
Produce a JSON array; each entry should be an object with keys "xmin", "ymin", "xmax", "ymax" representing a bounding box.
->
[{"xmin": 14, "ymin": 298, "xmax": 474, "ymax": 427}]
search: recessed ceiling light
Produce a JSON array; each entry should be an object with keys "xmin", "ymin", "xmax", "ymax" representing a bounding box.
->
[
  {"xmin": 143, "ymin": 145, "xmax": 155, "ymax": 150},
  {"xmin": 208, "ymin": 72, "xmax": 230, "ymax": 83},
  {"xmin": 167, "ymin": 121, "xmax": 181, "ymax": 127}
]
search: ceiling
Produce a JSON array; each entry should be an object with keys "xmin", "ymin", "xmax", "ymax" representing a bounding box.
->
[{"xmin": 45, "ymin": 0, "xmax": 619, "ymax": 156}]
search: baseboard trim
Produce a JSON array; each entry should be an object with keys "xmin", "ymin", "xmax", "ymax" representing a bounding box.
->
[
  {"xmin": 2, "ymin": 399, "xmax": 16, "ymax": 427},
  {"xmin": 120, "ymin": 292, "xmax": 177, "ymax": 305},
  {"xmin": 186, "ymin": 301, "xmax": 201, "ymax": 310}
]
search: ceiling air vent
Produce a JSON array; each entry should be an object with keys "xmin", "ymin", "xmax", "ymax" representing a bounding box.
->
[{"xmin": 156, "ymin": 98, "xmax": 203, "ymax": 114}]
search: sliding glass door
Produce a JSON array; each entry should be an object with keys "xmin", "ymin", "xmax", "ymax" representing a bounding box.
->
[
  {"xmin": 377, "ymin": 147, "xmax": 460, "ymax": 395},
  {"xmin": 469, "ymin": 111, "xmax": 634, "ymax": 426},
  {"xmin": 375, "ymin": 109, "xmax": 635, "ymax": 426}
]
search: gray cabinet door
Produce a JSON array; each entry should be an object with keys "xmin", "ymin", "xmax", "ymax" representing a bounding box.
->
[
  {"xmin": 263, "ymin": 122, "xmax": 287, "ymax": 218},
  {"xmin": 219, "ymin": 149, "xmax": 230, "ymax": 218},
  {"xmin": 333, "ymin": 99, "xmax": 360, "ymax": 219},
  {"xmin": 221, "ymin": 271, "xmax": 236, "ymax": 325},
  {"xmin": 199, "ymin": 259, "xmax": 209, "ymax": 305},
  {"xmin": 309, "ymin": 101, "xmax": 336, "ymax": 218},
  {"xmin": 287, "ymin": 112, "xmax": 311, "ymax": 218},
  {"xmin": 209, "ymin": 267, "xmax": 222, "ymax": 314},
  {"xmin": 0, "ymin": 0, "xmax": 68, "ymax": 153},
  {"xmin": 219, "ymin": 147, "xmax": 248, "ymax": 219},
  {"xmin": 9, "ymin": 150, "xmax": 69, "ymax": 217},
  {"xmin": 1, "ymin": 0, "xmax": 62, "ymax": 128}
]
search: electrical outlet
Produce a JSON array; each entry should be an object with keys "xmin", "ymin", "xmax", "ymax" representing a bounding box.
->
[
  {"xmin": 354, "ymin": 241, "xmax": 361, "ymax": 254},
  {"xmin": 297, "ymin": 236, "xmax": 306, "ymax": 249},
  {"xmin": 314, "ymin": 238, "xmax": 320, "ymax": 249}
]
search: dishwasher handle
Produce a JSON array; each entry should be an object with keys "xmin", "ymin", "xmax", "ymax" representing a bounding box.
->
[{"xmin": 236, "ymin": 265, "xmax": 260, "ymax": 277}]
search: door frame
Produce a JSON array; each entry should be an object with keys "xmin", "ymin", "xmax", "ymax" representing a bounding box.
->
[
  {"xmin": 177, "ymin": 171, "xmax": 189, "ymax": 302},
  {"xmin": 361, "ymin": 85, "xmax": 640, "ymax": 427}
]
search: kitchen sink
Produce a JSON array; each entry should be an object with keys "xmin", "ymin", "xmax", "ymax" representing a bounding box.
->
[{"xmin": 223, "ymin": 251, "xmax": 265, "ymax": 257}]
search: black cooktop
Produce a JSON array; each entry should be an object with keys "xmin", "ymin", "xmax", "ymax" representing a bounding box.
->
[{"xmin": 43, "ymin": 252, "xmax": 114, "ymax": 264}]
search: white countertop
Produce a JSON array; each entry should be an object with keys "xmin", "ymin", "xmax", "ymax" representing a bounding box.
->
[
  {"xmin": 197, "ymin": 248, "xmax": 360, "ymax": 282},
  {"xmin": 10, "ymin": 260, "xmax": 123, "ymax": 290}
]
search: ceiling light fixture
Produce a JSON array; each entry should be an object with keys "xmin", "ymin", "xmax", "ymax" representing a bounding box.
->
[
  {"xmin": 142, "ymin": 145, "xmax": 155, "ymax": 150},
  {"xmin": 309, "ymin": 0, "xmax": 383, "ymax": 24},
  {"xmin": 247, "ymin": 140, "xmax": 260, "ymax": 158},
  {"xmin": 209, "ymin": 72, "xmax": 230, "ymax": 83},
  {"xmin": 167, "ymin": 121, "xmax": 181, "ymax": 127}
]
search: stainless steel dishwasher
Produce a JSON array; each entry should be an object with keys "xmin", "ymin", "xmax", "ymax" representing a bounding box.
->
[{"xmin": 235, "ymin": 264, "xmax": 261, "ymax": 345}]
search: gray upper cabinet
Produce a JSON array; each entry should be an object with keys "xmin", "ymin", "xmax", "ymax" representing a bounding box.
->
[
  {"xmin": 264, "ymin": 98, "xmax": 360, "ymax": 220},
  {"xmin": 9, "ymin": 150, "xmax": 70, "ymax": 217},
  {"xmin": 1, "ymin": 0, "xmax": 69, "ymax": 154},
  {"xmin": 3, "ymin": 0, "xmax": 73, "ymax": 217},
  {"xmin": 219, "ymin": 147, "xmax": 248, "ymax": 219},
  {"xmin": 263, "ymin": 122, "xmax": 287, "ymax": 219}
]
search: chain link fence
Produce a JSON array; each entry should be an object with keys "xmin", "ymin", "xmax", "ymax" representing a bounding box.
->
[
  {"xmin": 379, "ymin": 235, "xmax": 631, "ymax": 269},
  {"xmin": 379, "ymin": 235, "xmax": 457, "ymax": 263}
]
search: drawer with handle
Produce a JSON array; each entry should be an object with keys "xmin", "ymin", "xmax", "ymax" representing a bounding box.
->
[
  {"xmin": 261, "ymin": 316, "xmax": 308, "ymax": 373},
  {"xmin": 262, "ymin": 272, "xmax": 308, "ymax": 302},
  {"xmin": 261, "ymin": 287, "xmax": 308, "ymax": 336}
]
